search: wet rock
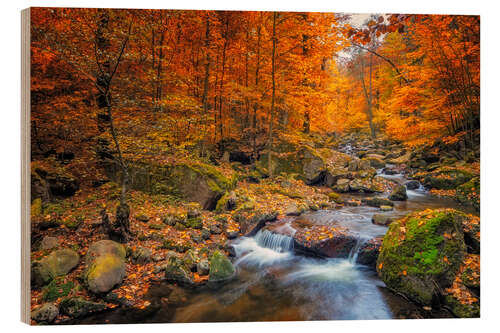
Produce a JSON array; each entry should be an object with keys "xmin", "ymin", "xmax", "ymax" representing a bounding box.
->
[
  {"xmin": 237, "ymin": 210, "xmax": 278, "ymax": 236},
  {"xmin": 293, "ymin": 224, "xmax": 357, "ymax": 258},
  {"xmin": 226, "ymin": 230, "xmax": 239, "ymax": 239},
  {"xmin": 377, "ymin": 209, "xmax": 468, "ymax": 307},
  {"xmin": 380, "ymin": 205, "xmax": 394, "ymax": 212},
  {"xmin": 31, "ymin": 249, "xmax": 80, "ymax": 287},
  {"xmin": 208, "ymin": 251, "xmax": 235, "ymax": 283},
  {"xmin": 405, "ymin": 180, "xmax": 420, "ymax": 190},
  {"xmin": 357, "ymin": 238, "xmax": 382, "ymax": 268},
  {"xmin": 59, "ymin": 297, "xmax": 107, "ymax": 318},
  {"xmin": 372, "ymin": 214, "xmax": 393, "ymax": 226},
  {"xmin": 39, "ymin": 236, "xmax": 59, "ymax": 250},
  {"xmin": 85, "ymin": 240, "xmax": 126, "ymax": 294},
  {"xmin": 389, "ymin": 185, "xmax": 408, "ymax": 201},
  {"xmin": 31, "ymin": 303, "xmax": 59, "ymax": 323},
  {"xmin": 362, "ymin": 197, "xmax": 394, "ymax": 208}
]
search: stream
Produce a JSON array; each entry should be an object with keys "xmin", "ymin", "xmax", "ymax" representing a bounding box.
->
[{"xmin": 76, "ymin": 168, "xmax": 471, "ymax": 324}]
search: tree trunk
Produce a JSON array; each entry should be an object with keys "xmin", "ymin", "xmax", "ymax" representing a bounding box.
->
[{"xmin": 267, "ymin": 12, "xmax": 277, "ymax": 178}]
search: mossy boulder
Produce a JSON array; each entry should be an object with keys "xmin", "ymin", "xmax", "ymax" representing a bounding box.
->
[
  {"xmin": 85, "ymin": 240, "xmax": 126, "ymax": 294},
  {"xmin": 389, "ymin": 185, "xmax": 408, "ymax": 201},
  {"xmin": 377, "ymin": 209, "xmax": 467, "ymax": 306},
  {"xmin": 31, "ymin": 249, "xmax": 80, "ymax": 287},
  {"xmin": 105, "ymin": 160, "xmax": 235, "ymax": 210},
  {"xmin": 258, "ymin": 146, "xmax": 326, "ymax": 184},
  {"xmin": 209, "ymin": 250, "xmax": 235, "ymax": 283}
]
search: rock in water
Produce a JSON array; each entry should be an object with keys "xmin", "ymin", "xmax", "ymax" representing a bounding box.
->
[
  {"xmin": 372, "ymin": 214, "xmax": 393, "ymax": 226},
  {"xmin": 377, "ymin": 209, "xmax": 467, "ymax": 307},
  {"xmin": 31, "ymin": 303, "xmax": 59, "ymax": 323},
  {"xmin": 405, "ymin": 180, "xmax": 420, "ymax": 190},
  {"xmin": 31, "ymin": 249, "xmax": 80, "ymax": 287},
  {"xmin": 85, "ymin": 240, "xmax": 126, "ymax": 294},
  {"xmin": 389, "ymin": 185, "xmax": 408, "ymax": 201},
  {"xmin": 209, "ymin": 251, "xmax": 235, "ymax": 283},
  {"xmin": 362, "ymin": 197, "xmax": 394, "ymax": 208}
]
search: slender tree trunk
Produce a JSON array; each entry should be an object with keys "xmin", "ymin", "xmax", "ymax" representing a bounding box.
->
[
  {"xmin": 252, "ymin": 22, "xmax": 262, "ymax": 162},
  {"xmin": 267, "ymin": 12, "xmax": 277, "ymax": 177}
]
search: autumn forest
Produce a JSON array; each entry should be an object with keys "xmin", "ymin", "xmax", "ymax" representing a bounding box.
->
[{"xmin": 29, "ymin": 8, "xmax": 480, "ymax": 324}]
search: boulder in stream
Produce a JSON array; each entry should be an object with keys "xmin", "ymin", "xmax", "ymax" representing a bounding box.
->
[
  {"xmin": 389, "ymin": 185, "xmax": 408, "ymax": 201},
  {"xmin": 208, "ymin": 250, "xmax": 235, "ymax": 284},
  {"xmin": 377, "ymin": 209, "xmax": 473, "ymax": 309}
]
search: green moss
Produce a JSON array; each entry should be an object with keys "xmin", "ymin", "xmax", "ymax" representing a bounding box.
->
[
  {"xmin": 148, "ymin": 223, "xmax": 164, "ymax": 230},
  {"xmin": 86, "ymin": 253, "xmax": 123, "ymax": 282},
  {"xmin": 444, "ymin": 295, "xmax": 480, "ymax": 318},
  {"xmin": 456, "ymin": 177, "xmax": 479, "ymax": 211},
  {"xmin": 31, "ymin": 198, "xmax": 42, "ymax": 218},
  {"xmin": 184, "ymin": 217, "xmax": 203, "ymax": 229},
  {"xmin": 377, "ymin": 209, "xmax": 467, "ymax": 305},
  {"xmin": 42, "ymin": 278, "xmax": 74, "ymax": 301},
  {"xmin": 327, "ymin": 192, "xmax": 343, "ymax": 204},
  {"xmin": 64, "ymin": 215, "xmax": 83, "ymax": 229},
  {"xmin": 209, "ymin": 250, "xmax": 235, "ymax": 282}
]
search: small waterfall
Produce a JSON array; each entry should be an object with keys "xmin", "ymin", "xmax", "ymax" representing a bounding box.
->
[
  {"xmin": 254, "ymin": 230, "xmax": 294, "ymax": 253},
  {"xmin": 348, "ymin": 237, "xmax": 366, "ymax": 264}
]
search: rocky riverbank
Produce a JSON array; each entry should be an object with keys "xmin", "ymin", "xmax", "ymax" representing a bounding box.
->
[{"xmin": 29, "ymin": 132, "xmax": 480, "ymax": 324}]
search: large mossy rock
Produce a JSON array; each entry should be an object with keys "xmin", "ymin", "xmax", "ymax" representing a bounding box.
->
[
  {"xmin": 258, "ymin": 146, "xmax": 326, "ymax": 184},
  {"xmin": 377, "ymin": 209, "xmax": 467, "ymax": 306},
  {"xmin": 209, "ymin": 251, "xmax": 235, "ymax": 283},
  {"xmin": 85, "ymin": 240, "xmax": 126, "ymax": 294},
  {"xmin": 31, "ymin": 249, "xmax": 80, "ymax": 287},
  {"xmin": 105, "ymin": 161, "xmax": 235, "ymax": 210}
]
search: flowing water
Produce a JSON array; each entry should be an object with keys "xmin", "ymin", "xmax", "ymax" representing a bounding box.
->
[{"xmin": 75, "ymin": 169, "xmax": 471, "ymax": 324}]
